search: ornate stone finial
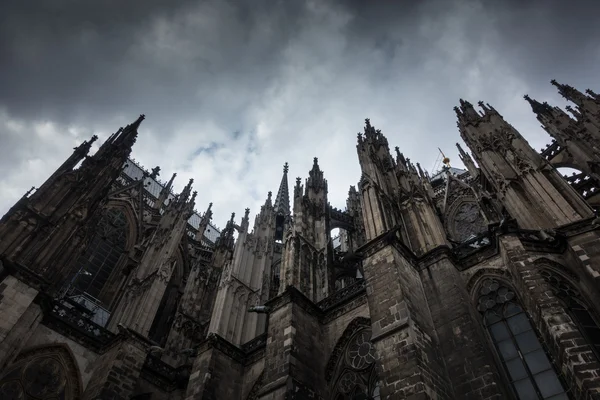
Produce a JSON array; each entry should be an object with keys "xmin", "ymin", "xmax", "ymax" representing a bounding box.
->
[
  {"xmin": 245, "ymin": 208, "xmax": 250, "ymax": 218},
  {"xmin": 268, "ymin": 191, "xmax": 272, "ymax": 200},
  {"xmin": 296, "ymin": 177, "xmax": 302, "ymax": 186},
  {"xmin": 550, "ymin": 79, "xmax": 558, "ymax": 86},
  {"xmin": 313, "ymin": 157, "xmax": 318, "ymax": 165},
  {"xmin": 90, "ymin": 134, "xmax": 98, "ymax": 143},
  {"xmin": 283, "ymin": 162, "xmax": 289, "ymax": 174},
  {"xmin": 365, "ymin": 118, "xmax": 371, "ymax": 127},
  {"xmin": 150, "ymin": 166, "xmax": 161, "ymax": 179},
  {"xmin": 230, "ymin": 212, "xmax": 236, "ymax": 223}
]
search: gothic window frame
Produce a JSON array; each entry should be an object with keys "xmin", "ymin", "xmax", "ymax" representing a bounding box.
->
[
  {"xmin": 0, "ymin": 344, "xmax": 83, "ymax": 400},
  {"xmin": 444, "ymin": 196, "xmax": 488, "ymax": 243},
  {"xmin": 71, "ymin": 202, "xmax": 138, "ymax": 309},
  {"xmin": 538, "ymin": 266, "xmax": 600, "ymax": 362},
  {"xmin": 327, "ymin": 318, "xmax": 381, "ymax": 400},
  {"xmin": 475, "ymin": 277, "xmax": 571, "ymax": 400}
]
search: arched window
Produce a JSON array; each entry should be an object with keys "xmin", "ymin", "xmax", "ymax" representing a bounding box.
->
[
  {"xmin": 331, "ymin": 329, "xmax": 381, "ymax": 400},
  {"xmin": 540, "ymin": 269, "xmax": 600, "ymax": 360},
  {"xmin": 0, "ymin": 345, "xmax": 82, "ymax": 400},
  {"xmin": 72, "ymin": 208, "xmax": 128, "ymax": 304},
  {"xmin": 477, "ymin": 278, "xmax": 569, "ymax": 399}
]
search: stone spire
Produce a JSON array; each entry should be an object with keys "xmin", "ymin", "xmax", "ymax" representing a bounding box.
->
[
  {"xmin": 456, "ymin": 143, "xmax": 478, "ymax": 178},
  {"xmin": 194, "ymin": 202, "xmax": 213, "ymax": 242},
  {"xmin": 524, "ymin": 94, "xmax": 554, "ymax": 117},
  {"xmin": 306, "ymin": 157, "xmax": 327, "ymax": 195},
  {"xmin": 155, "ymin": 172, "xmax": 177, "ymax": 210},
  {"xmin": 551, "ymin": 79, "xmax": 588, "ymax": 107},
  {"xmin": 273, "ymin": 162, "xmax": 291, "ymax": 217}
]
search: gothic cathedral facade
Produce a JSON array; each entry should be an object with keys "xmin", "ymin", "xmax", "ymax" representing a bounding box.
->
[{"xmin": 0, "ymin": 81, "xmax": 600, "ymax": 400}]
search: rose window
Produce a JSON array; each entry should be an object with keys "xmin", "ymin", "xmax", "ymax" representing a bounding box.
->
[
  {"xmin": 477, "ymin": 279, "xmax": 515, "ymax": 312},
  {"xmin": 346, "ymin": 331, "xmax": 376, "ymax": 370}
]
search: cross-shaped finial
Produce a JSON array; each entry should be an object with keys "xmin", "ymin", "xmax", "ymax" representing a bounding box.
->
[{"xmin": 283, "ymin": 162, "xmax": 289, "ymax": 174}]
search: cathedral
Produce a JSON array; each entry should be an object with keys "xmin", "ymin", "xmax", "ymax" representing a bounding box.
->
[{"xmin": 0, "ymin": 80, "xmax": 599, "ymax": 400}]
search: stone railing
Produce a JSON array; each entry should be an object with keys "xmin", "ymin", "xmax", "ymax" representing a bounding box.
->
[
  {"xmin": 317, "ymin": 279, "xmax": 366, "ymax": 312},
  {"xmin": 452, "ymin": 233, "xmax": 492, "ymax": 259},
  {"xmin": 43, "ymin": 298, "xmax": 116, "ymax": 350},
  {"xmin": 241, "ymin": 333, "xmax": 267, "ymax": 354}
]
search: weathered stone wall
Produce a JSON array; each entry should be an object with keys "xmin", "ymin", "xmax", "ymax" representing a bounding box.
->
[
  {"xmin": 259, "ymin": 288, "xmax": 326, "ymax": 399},
  {"xmin": 501, "ymin": 235, "xmax": 600, "ymax": 399},
  {"xmin": 83, "ymin": 338, "xmax": 147, "ymax": 399},
  {"xmin": 361, "ymin": 244, "xmax": 452, "ymax": 399},
  {"xmin": 241, "ymin": 357, "xmax": 264, "ymax": 400},
  {"xmin": 184, "ymin": 344, "xmax": 244, "ymax": 400},
  {"xmin": 132, "ymin": 379, "xmax": 184, "ymax": 400},
  {"xmin": 567, "ymin": 230, "xmax": 600, "ymax": 290},
  {"xmin": 323, "ymin": 301, "xmax": 369, "ymax": 357},
  {"xmin": 421, "ymin": 254, "xmax": 507, "ymax": 399},
  {"xmin": 0, "ymin": 275, "xmax": 42, "ymax": 370}
]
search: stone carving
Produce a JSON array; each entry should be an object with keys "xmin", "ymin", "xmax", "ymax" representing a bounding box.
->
[{"xmin": 449, "ymin": 201, "xmax": 487, "ymax": 242}]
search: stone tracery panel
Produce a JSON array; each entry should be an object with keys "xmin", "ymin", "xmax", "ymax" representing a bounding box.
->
[
  {"xmin": 445, "ymin": 197, "xmax": 487, "ymax": 243},
  {"xmin": 328, "ymin": 319, "xmax": 381, "ymax": 400},
  {"xmin": 0, "ymin": 345, "xmax": 82, "ymax": 400}
]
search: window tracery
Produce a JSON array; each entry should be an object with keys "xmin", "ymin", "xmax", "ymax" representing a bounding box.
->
[
  {"xmin": 0, "ymin": 346, "xmax": 82, "ymax": 400},
  {"xmin": 72, "ymin": 208, "xmax": 128, "ymax": 304},
  {"xmin": 331, "ymin": 328, "xmax": 381, "ymax": 400},
  {"xmin": 540, "ymin": 269, "xmax": 600, "ymax": 360},
  {"xmin": 477, "ymin": 278, "xmax": 568, "ymax": 399}
]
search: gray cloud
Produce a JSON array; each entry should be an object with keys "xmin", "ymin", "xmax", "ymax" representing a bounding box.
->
[{"xmin": 0, "ymin": 0, "xmax": 598, "ymax": 226}]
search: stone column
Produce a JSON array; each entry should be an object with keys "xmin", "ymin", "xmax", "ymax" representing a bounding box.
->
[
  {"xmin": 257, "ymin": 287, "xmax": 326, "ymax": 400},
  {"xmin": 361, "ymin": 239, "xmax": 452, "ymax": 399},
  {"xmin": 501, "ymin": 235, "xmax": 600, "ymax": 399}
]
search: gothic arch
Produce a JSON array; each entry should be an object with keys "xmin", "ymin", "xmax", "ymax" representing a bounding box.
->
[
  {"xmin": 0, "ymin": 344, "xmax": 83, "ymax": 400},
  {"xmin": 532, "ymin": 257, "xmax": 579, "ymax": 282},
  {"xmin": 473, "ymin": 277, "xmax": 570, "ymax": 399},
  {"xmin": 533, "ymin": 258, "xmax": 600, "ymax": 360},
  {"xmin": 327, "ymin": 318, "xmax": 380, "ymax": 400},
  {"xmin": 70, "ymin": 201, "xmax": 137, "ymax": 310},
  {"xmin": 104, "ymin": 199, "xmax": 139, "ymax": 250},
  {"xmin": 325, "ymin": 317, "xmax": 371, "ymax": 383},
  {"xmin": 466, "ymin": 267, "xmax": 512, "ymax": 300}
]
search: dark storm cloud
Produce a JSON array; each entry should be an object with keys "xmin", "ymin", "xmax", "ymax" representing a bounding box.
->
[
  {"xmin": 0, "ymin": 0, "xmax": 599, "ymax": 224},
  {"xmin": 0, "ymin": 0, "xmax": 308, "ymax": 128}
]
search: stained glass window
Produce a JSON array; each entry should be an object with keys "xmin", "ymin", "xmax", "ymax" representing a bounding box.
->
[
  {"xmin": 72, "ymin": 208, "xmax": 128, "ymax": 303},
  {"xmin": 540, "ymin": 269, "xmax": 600, "ymax": 360},
  {"xmin": 477, "ymin": 278, "xmax": 569, "ymax": 399}
]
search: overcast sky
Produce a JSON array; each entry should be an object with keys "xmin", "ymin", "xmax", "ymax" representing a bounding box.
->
[{"xmin": 0, "ymin": 0, "xmax": 598, "ymax": 229}]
